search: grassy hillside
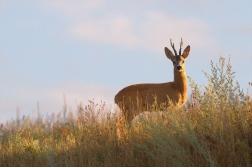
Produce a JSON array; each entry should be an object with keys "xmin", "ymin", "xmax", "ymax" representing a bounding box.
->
[{"xmin": 0, "ymin": 57, "xmax": 251, "ymax": 167}]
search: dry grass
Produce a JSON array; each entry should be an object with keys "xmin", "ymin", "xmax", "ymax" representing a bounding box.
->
[{"xmin": 0, "ymin": 56, "xmax": 251, "ymax": 167}]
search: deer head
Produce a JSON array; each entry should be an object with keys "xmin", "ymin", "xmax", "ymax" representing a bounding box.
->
[{"xmin": 164, "ymin": 38, "xmax": 190, "ymax": 72}]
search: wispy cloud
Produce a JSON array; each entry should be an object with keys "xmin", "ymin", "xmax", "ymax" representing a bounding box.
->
[
  {"xmin": 40, "ymin": 1, "xmax": 218, "ymax": 52},
  {"xmin": 40, "ymin": 1, "xmax": 105, "ymax": 18},
  {"xmin": 0, "ymin": 82, "xmax": 117, "ymax": 122},
  {"xmin": 71, "ymin": 15, "xmax": 139, "ymax": 49}
]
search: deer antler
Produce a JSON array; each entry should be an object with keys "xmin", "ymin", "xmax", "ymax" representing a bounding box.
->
[
  {"xmin": 170, "ymin": 39, "xmax": 177, "ymax": 56},
  {"xmin": 179, "ymin": 38, "xmax": 183, "ymax": 55}
]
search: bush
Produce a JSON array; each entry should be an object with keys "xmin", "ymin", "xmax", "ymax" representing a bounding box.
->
[{"xmin": 0, "ymin": 56, "xmax": 251, "ymax": 167}]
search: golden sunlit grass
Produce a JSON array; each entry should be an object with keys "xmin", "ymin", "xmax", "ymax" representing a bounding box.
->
[{"xmin": 0, "ymin": 56, "xmax": 251, "ymax": 167}]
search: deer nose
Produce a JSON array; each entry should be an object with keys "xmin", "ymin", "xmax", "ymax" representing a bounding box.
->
[{"xmin": 177, "ymin": 66, "xmax": 182, "ymax": 70}]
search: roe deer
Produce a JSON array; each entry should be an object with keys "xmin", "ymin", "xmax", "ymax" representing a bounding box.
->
[{"xmin": 115, "ymin": 38, "xmax": 190, "ymax": 131}]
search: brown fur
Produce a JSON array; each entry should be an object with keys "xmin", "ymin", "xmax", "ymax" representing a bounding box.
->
[{"xmin": 115, "ymin": 40, "xmax": 190, "ymax": 132}]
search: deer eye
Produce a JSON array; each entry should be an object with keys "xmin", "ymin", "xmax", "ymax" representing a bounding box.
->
[{"xmin": 182, "ymin": 60, "xmax": 184, "ymax": 63}]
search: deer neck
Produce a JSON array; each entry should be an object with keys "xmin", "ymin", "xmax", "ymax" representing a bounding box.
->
[{"xmin": 173, "ymin": 69, "xmax": 188, "ymax": 94}]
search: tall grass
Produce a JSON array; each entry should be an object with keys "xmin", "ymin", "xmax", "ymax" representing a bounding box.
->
[{"xmin": 0, "ymin": 56, "xmax": 251, "ymax": 167}]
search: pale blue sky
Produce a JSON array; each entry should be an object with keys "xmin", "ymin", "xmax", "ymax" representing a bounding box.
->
[{"xmin": 1, "ymin": 1, "xmax": 252, "ymax": 122}]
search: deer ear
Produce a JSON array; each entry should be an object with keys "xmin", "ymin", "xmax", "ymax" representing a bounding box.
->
[
  {"xmin": 164, "ymin": 47, "xmax": 174, "ymax": 60},
  {"xmin": 182, "ymin": 45, "xmax": 190, "ymax": 59}
]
